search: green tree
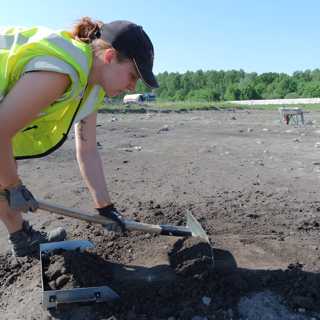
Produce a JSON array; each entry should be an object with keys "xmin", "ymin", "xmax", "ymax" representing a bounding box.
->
[{"xmin": 224, "ymin": 84, "xmax": 241, "ymax": 100}]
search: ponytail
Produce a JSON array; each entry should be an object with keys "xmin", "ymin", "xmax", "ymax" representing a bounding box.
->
[
  {"xmin": 71, "ymin": 17, "xmax": 103, "ymax": 43},
  {"xmin": 71, "ymin": 17, "xmax": 128, "ymax": 63}
]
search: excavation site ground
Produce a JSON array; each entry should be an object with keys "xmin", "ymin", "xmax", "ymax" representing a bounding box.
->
[{"xmin": 0, "ymin": 109, "xmax": 320, "ymax": 320}]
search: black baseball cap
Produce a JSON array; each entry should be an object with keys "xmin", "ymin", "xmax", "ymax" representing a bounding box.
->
[{"xmin": 100, "ymin": 20, "xmax": 159, "ymax": 89}]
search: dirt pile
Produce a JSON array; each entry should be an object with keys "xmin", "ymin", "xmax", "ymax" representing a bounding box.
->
[
  {"xmin": 0, "ymin": 254, "xmax": 36, "ymax": 291},
  {"xmin": 168, "ymin": 236, "xmax": 214, "ymax": 277}
]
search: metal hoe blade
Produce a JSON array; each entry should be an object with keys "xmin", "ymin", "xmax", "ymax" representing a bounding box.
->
[
  {"xmin": 186, "ymin": 211, "xmax": 209, "ymax": 242},
  {"xmin": 186, "ymin": 211, "xmax": 215, "ymax": 267}
]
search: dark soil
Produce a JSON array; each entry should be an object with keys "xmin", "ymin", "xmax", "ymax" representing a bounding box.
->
[
  {"xmin": 47, "ymin": 220, "xmax": 320, "ymax": 320},
  {"xmin": 47, "ymin": 200, "xmax": 320, "ymax": 319}
]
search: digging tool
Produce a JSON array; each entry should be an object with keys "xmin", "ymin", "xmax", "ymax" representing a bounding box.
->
[{"xmin": 37, "ymin": 200, "xmax": 210, "ymax": 241}]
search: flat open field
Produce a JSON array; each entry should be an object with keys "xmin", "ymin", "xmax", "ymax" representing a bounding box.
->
[{"xmin": 0, "ymin": 109, "xmax": 320, "ymax": 320}]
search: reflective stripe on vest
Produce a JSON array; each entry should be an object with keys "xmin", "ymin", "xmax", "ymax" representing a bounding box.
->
[
  {"xmin": 0, "ymin": 29, "xmax": 89, "ymax": 77},
  {"xmin": 0, "ymin": 33, "xmax": 28, "ymax": 49},
  {"xmin": 46, "ymin": 34, "xmax": 90, "ymax": 75},
  {"xmin": 74, "ymin": 85, "xmax": 101, "ymax": 123}
]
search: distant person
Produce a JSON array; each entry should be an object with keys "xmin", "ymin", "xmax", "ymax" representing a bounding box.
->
[{"xmin": 0, "ymin": 17, "xmax": 158, "ymax": 257}]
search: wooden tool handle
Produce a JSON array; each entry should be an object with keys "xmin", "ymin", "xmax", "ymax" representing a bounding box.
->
[{"xmin": 37, "ymin": 200, "xmax": 192, "ymax": 237}]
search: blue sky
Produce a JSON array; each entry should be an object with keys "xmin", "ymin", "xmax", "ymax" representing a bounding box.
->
[{"xmin": 2, "ymin": 0, "xmax": 320, "ymax": 75}]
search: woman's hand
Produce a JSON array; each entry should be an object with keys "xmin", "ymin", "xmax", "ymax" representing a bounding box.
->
[
  {"xmin": 96, "ymin": 204, "xmax": 126, "ymax": 233},
  {"xmin": 4, "ymin": 181, "xmax": 38, "ymax": 212}
]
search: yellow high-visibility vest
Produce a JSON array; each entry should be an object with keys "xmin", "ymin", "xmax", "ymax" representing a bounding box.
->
[{"xmin": 0, "ymin": 27, "xmax": 106, "ymax": 159}]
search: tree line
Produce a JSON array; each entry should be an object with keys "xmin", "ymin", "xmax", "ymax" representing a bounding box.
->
[{"xmin": 135, "ymin": 69, "xmax": 320, "ymax": 101}]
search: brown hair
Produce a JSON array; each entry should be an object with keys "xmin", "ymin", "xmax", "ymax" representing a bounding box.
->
[
  {"xmin": 71, "ymin": 17, "xmax": 103, "ymax": 43},
  {"xmin": 71, "ymin": 17, "xmax": 128, "ymax": 62}
]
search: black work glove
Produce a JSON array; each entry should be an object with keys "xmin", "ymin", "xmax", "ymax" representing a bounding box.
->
[
  {"xmin": 5, "ymin": 181, "xmax": 38, "ymax": 212},
  {"xmin": 96, "ymin": 204, "xmax": 126, "ymax": 233}
]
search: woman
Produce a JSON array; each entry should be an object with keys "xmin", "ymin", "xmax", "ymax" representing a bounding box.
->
[{"xmin": 0, "ymin": 17, "xmax": 158, "ymax": 257}]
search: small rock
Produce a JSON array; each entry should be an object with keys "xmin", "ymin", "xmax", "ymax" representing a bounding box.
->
[
  {"xmin": 48, "ymin": 280, "xmax": 56, "ymax": 290},
  {"xmin": 61, "ymin": 267, "xmax": 67, "ymax": 274},
  {"xmin": 247, "ymin": 213, "xmax": 259, "ymax": 219},
  {"xmin": 94, "ymin": 229, "xmax": 102, "ymax": 236},
  {"xmin": 55, "ymin": 275, "xmax": 70, "ymax": 288},
  {"xmin": 262, "ymin": 128, "xmax": 269, "ymax": 132},
  {"xmin": 247, "ymin": 128, "xmax": 253, "ymax": 132},
  {"xmin": 157, "ymin": 125, "xmax": 169, "ymax": 133},
  {"xmin": 315, "ymin": 142, "xmax": 320, "ymax": 148},
  {"xmin": 201, "ymin": 296, "xmax": 211, "ymax": 306},
  {"xmin": 293, "ymin": 138, "xmax": 301, "ymax": 143},
  {"xmin": 107, "ymin": 241, "xmax": 114, "ymax": 247}
]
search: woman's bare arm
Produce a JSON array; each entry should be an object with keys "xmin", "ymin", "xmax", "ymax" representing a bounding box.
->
[
  {"xmin": 0, "ymin": 71, "xmax": 70, "ymax": 187},
  {"xmin": 75, "ymin": 112, "xmax": 112, "ymax": 208}
]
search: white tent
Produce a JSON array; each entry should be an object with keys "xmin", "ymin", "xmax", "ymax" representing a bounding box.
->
[{"xmin": 123, "ymin": 94, "xmax": 144, "ymax": 104}]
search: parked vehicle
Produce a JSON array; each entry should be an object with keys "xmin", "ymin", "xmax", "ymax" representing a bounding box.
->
[{"xmin": 143, "ymin": 92, "xmax": 156, "ymax": 101}]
